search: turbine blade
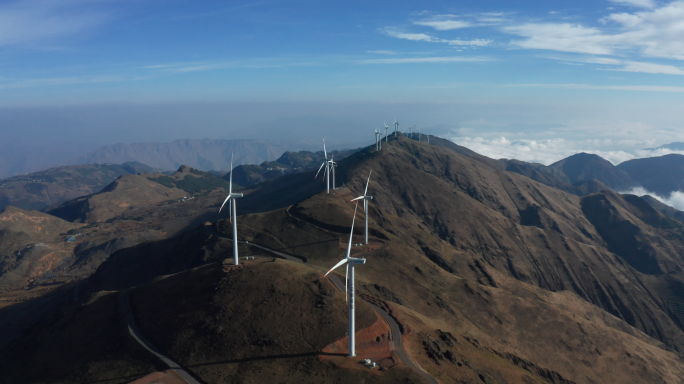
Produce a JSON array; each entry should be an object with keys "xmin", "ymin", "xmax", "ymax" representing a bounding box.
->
[
  {"xmin": 229, "ymin": 151, "xmax": 234, "ymax": 195},
  {"xmin": 324, "ymin": 257, "xmax": 348, "ymax": 277},
  {"xmin": 219, "ymin": 195, "xmax": 231, "ymax": 213},
  {"xmin": 363, "ymin": 169, "xmax": 372, "ymax": 197},
  {"xmin": 323, "ymin": 138, "xmax": 327, "ymax": 159},
  {"xmin": 350, "ymin": 196, "xmax": 364, "ymax": 202},
  {"xmin": 345, "ymin": 202, "xmax": 359, "ymax": 259},
  {"xmin": 315, "ymin": 161, "xmax": 325, "ymax": 179}
]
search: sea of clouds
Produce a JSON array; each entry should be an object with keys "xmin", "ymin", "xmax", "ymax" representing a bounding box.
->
[
  {"xmin": 444, "ymin": 118, "xmax": 684, "ymax": 165},
  {"xmin": 444, "ymin": 120, "xmax": 684, "ymax": 210}
]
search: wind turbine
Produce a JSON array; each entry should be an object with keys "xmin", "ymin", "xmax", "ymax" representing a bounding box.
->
[
  {"xmin": 384, "ymin": 123, "xmax": 389, "ymax": 143},
  {"xmin": 219, "ymin": 152, "xmax": 244, "ymax": 266},
  {"xmin": 419, "ymin": 127, "xmax": 422, "ymax": 142},
  {"xmin": 330, "ymin": 155, "xmax": 337, "ymax": 190},
  {"xmin": 315, "ymin": 139, "xmax": 330, "ymax": 194},
  {"xmin": 324, "ymin": 202, "xmax": 366, "ymax": 357},
  {"xmin": 394, "ymin": 119, "xmax": 399, "ymax": 137},
  {"xmin": 374, "ymin": 130, "xmax": 379, "ymax": 151},
  {"xmin": 351, "ymin": 170, "xmax": 372, "ymax": 244}
]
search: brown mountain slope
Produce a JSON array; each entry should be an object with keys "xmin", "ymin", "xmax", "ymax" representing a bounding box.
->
[
  {"xmin": 6, "ymin": 135, "xmax": 684, "ymax": 383},
  {"xmin": 0, "ymin": 162, "xmax": 156, "ymax": 212},
  {"xmin": 0, "ymin": 207, "xmax": 83, "ymax": 288},
  {"xmin": 0, "ymin": 289, "xmax": 174, "ymax": 384},
  {"xmin": 48, "ymin": 174, "xmax": 187, "ymax": 223}
]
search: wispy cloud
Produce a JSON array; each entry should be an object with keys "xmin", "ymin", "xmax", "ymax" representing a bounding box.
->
[
  {"xmin": 0, "ymin": 74, "xmax": 147, "ymax": 90},
  {"xmin": 355, "ymin": 56, "xmax": 493, "ymax": 65},
  {"xmin": 608, "ymin": 0, "xmax": 656, "ymax": 8},
  {"xmin": 380, "ymin": 27, "xmax": 492, "ymax": 46},
  {"xmin": 144, "ymin": 58, "xmax": 320, "ymax": 73},
  {"xmin": 414, "ymin": 20, "xmax": 473, "ymax": 30},
  {"xmin": 504, "ymin": 2, "xmax": 684, "ymax": 60},
  {"xmin": 381, "ymin": 28, "xmax": 437, "ymax": 42},
  {"xmin": 545, "ymin": 55, "xmax": 684, "ymax": 75},
  {"xmin": 0, "ymin": 0, "xmax": 110, "ymax": 47},
  {"xmin": 366, "ymin": 50, "xmax": 399, "ymax": 55},
  {"xmin": 508, "ymin": 83, "xmax": 684, "ymax": 92}
]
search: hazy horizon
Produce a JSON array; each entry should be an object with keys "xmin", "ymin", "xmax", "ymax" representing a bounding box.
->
[{"xmin": 3, "ymin": 0, "xmax": 684, "ymax": 173}]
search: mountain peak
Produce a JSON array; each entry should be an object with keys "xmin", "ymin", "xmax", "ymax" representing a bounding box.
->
[{"xmin": 549, "ymin": 152, "xmax": 635, "ymax": 190}]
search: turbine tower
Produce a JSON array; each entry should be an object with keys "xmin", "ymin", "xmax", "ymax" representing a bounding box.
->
[
  {"xmin": 351, "ymin": 170, "xmax": 372, "ymax": 244},
  {"xmin": 329, "ymin": 155, "xmax": 337, "ymax": 190},
  {"xmin": 219, "ymin": 152, "xmax": 244, "ymax": 266},
  {"xmin": 324, "ymin": 202, "xmax": 366, "ymax": 357},
  {"xmin": 374, "ymin": 129, "xmax": 379, "ymax": 151},
  {"xmin": 384, "ymin": 123, "xmax": 389, "ymax": 143},
  {"xmin": 394, "ymin": 119, "xmax": 399, "ymax": 137},
  {"xmin": 374, "ymin": 130, "xmax": 382, "ymax": 151},
  {"xmin": 315, "ymin": 139, "xmax": 330, "ymax": 194}
]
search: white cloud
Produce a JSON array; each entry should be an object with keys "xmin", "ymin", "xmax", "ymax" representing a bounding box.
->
[
  {"xmin": 620, "ymin": 187, "xmax": 684, "ymax": 211},
  {"xmin": 380, "ymin": 27, "xmax": 491, "ymax": 46},
  {"xmin": 445, "ymin": 118, "xmax": 684, "ymax": 167},
  {"xmin": 544, "ymin": 55, "xmax": 684, "ymax": 75},
  {"xmin": 443, "ymin": 38, "xmax": 492, "ymax": 46},
  {"xmin": 414, "ymin": 20, "xmax": 473, "ymax": 30},
  {"xmin": 354, "ymin": 56, "xmax": 493, "ymax": 65},
  {"xmin": 609, "ymin": 0, "xmax": 656, "ymax": 8},
  {"xmin": 381, "ymin": 28, "xmax": 437, "ymax": 42},
  {"xmin": 447, "ymin": 135, "xmax": 684, "ymax": 166},
  {"xmin": 505, "ymin": 2, "xmax": 684, "ymax": 61},
  {"xmin": 504, "ymin": 23, "xmax": 615, "ymax": 55},
  {"xmin": 617, "ymin": 61, "xmax": 684, "ymax": 75}
]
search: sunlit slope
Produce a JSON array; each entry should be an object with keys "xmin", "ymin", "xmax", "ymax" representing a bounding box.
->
[{"xmin": 233, "ymin": 134, "xmax": 684, "ymax": 382}]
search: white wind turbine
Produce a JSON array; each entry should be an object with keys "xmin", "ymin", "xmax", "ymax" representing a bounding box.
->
[
  {"xmin": 315, "ymin": 139, "xmax": 330, "ymax": 194},
  {"xmin": 329, "ymin": 154, "xmax": 337, "ymax": 190},
  {"xmin": 351, "ymin": 170, "xmax": 372, "ymax": 244},
  {"xmin": 219, "ymin": 152, "xmax": 244, "ymax": 266},
  {"xmin": 324, "ymin": 202, "xmax": 366, "ymax": 357},
  {"xmin": 394, "ymin": 119, "xmax": 399, "ymax": 137},
  {"xmin": 374, "ymin": 129, "xmax": 382, "ymax": 151},
  {"xmin": 384, "ymin": 123, "xmax": 389, "ymax": 143}
]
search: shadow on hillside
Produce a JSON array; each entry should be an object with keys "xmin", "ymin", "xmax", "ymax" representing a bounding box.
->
[{"xmin": 187, "ymin": 352, "xmax": 347, "ymax": 367}]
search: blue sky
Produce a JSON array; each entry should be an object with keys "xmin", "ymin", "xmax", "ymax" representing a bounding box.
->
[{"xmin": 3, "ymin": 0, "xmax": 684, "ymax": 165}]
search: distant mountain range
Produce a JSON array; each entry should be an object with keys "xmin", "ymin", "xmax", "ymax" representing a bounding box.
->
[{"xmin": 69, "ymin": 139, "xmax": 313, "ymax": 173}]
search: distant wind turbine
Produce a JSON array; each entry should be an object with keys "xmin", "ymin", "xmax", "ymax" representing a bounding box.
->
[
  {"xmin": 384, "ymin": 123, "xmax": 389, "ymax": 143},
  {"xmin": 219, "ymin": 152, "xmax": 244, "ymax": 265},
  {"xmin": 330, "ymin": 154, "xmax": 337, "ymax": 190},
  {"xmin": 324, "ymin": 202, "xmax": 366, "ymax": 357},
  {"xmin": 351, "ymin": 170, "xmax": 372, "ymax": 244},
  {"xmin": 315, "ymin": 138, "xmax": 331, "ymax": 194},
  {"xmin": 374, "ymin": 129, "xmax": 382, "ymax": 151},
  {"xmin": 394, "ymin": 119, "xmax": 399, "ymax": 137}
]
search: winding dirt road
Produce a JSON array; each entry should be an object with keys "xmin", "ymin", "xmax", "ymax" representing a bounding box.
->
[{"xmin": 121, "ymin": 290, "xmax": 202, "ymax": 384}]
